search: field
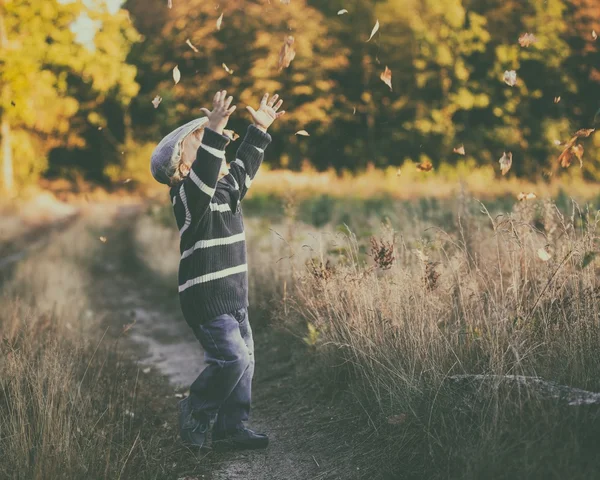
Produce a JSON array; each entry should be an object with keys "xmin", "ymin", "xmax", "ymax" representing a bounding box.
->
[{"xmin": 1, "ymin": 172, "xmax": 600, "ymax": 479}]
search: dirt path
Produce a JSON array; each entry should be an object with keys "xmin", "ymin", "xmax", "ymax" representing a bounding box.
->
[{"xmin": 91, "ymin": 207, "xmax": 359, "ymax": 480}]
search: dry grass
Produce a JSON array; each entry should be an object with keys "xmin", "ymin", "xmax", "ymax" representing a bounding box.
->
[
  {"xmin": 0, "ymin": 207, "xmax": 202, "ymax": 480},
  {"xmin": 266, "ymin": 194, "xmax": 600, "ymax": 478}
]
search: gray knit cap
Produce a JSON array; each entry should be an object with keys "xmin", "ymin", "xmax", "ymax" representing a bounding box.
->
[{"xmin": 150, "ymin": 117, "xmax": 209, "ymax": 185}]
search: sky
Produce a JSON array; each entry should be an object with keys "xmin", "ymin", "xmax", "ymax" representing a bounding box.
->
[{"xmin": 59, "ymin": 0, "xmax": 124, "ymax": 48}]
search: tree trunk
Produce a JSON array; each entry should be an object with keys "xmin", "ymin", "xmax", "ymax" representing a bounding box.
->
[
  {"xmin": 1, "ymin": 115, "xmax": 13, "ymax": 194},
  {"xmin": 0, "ymin": 8, "xmax": 13, "ymax": 195}
]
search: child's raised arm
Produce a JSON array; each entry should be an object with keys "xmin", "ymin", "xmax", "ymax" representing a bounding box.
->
[
  {"xmin": 229, "ymin": 93, "xmax": 285, "ymax": 201},
  {"xmin": 177, "ymin": 91, "xmax": 234, "ymax": 236}
]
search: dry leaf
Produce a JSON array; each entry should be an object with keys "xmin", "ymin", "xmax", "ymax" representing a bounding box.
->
[
  {"xmin": 518, "ymin": 33, "xmax": 537, "ymax": 47},
  {"xmin": 152, "ymin": 95, "xmax": 162, "ymax": 108},
  {"xmin": 123, "ymin": 178, "xmax": 132, "ymax": 184},
  {"xmin": 222, "ymin": 63, "xmax": 234, "ymax": 74},
  {"xmin": 380, "ymin": 66, "xmax": 392, "ymax": 91},
  {"xmin": 558, "ymin": 129, "xmax": 595, "ymax": 168},
  {"xmin": 593, "ymin": 30, "xmax": 598, "ymax": 40},
  {"xmin": 174, "ymin": 393, "xmax": 184, "ymax": 399},
  {"xmin": 216, "ymin": 13, "xmax": 223, "ymax": 30},
  {"xmin": 352, "ymin": 106, "xmax": 356, "ymax": 115},
  {"xmin": 572, "ymin": 144, "xmax": 584, "ymax": 167},
  {"xmin": 367, "ymin": 19, "xmax": 379, "ymax": 42},
  {"xmin": 554, "ymin": 96, "xmax": 561, "ymax": 103},
  {"xmin": 416, "ymin": 160, "xmax": 433, "ymax": 172},
  {"xmin": 517, "ymin": 192, "xmax": 537, "ymax": 201},
  {"xmin": 499, "ymin": 152, "xmax": 512, "ymax": 175},
  {"xmin": 278, "ymin": 36, "xmax": 296, "ymax": 70},
  {"xmin": 396, "ymin": 168, "xmax": 401, "ymax": 176},
  {"xmin": 223, "ymin": 129, "xmax": 240, "ymax": 141},
  {"xmin": 168, "ymin": 0, "xmax": 172, "ymax": 8},
  {"xmin": 537, "ymin": 248, "xmax": 551, "ymax": 262},
  {"xmin": 186, "ymin": 39, "xmax": 199, "ymax": 52},
  {"xmin": 574, "ymin": 128, "xmax": 595, "ymax": 138},
  {"xmin": 142, "ymin": 367, "xmax": 151, "ymax": 374},
  {"xmin": 503, "ymin": 70, "xmax": 517, "ymax": 87},
  {"xmin": 387, "ymin": 413, "xmax": 407, "ymax": 425},
  {"xmin": 295, "ymin": 130, "xmax": 310, "ymax": 136},
  {"xmin": 338, "ymin": 9, "xmax": 348, "ymax": 15},
  {"xmin": 173, "ymin": 65, "xmax": 181, "ymax": 84},
  {"xmin": 99, "ymin": 236, "xmax": 107, "ymax": 243},
  {"xmin": 453, "ymin": 145, "xmax": 465, "ymax": 155}
]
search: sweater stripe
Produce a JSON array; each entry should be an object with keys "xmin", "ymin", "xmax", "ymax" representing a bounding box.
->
[
  {"xmin": 209, "ymin": 202, "xmax": 231, "ymax": 212},
  {"xmin": 179, "ymin": 264, "xmax": 248, "ymax": 292},
  {"xmin": 189, "ymin": 169, "xmax": 216, "ymax": 197},
  {"xmin": 179, "ymin": 184, "xmax": 191, "ymax": 236},
  {"xmin": 201, "ymin": 143, "xmax": 226, "ymax": 159},
  {"xmin": 181, "ymin": 232, "xmax": 245, "ymax": 260}
]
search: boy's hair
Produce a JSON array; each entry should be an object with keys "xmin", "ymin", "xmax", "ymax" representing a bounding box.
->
[
  {"xmin": 150, "ymin": 117, "xmax": 208, "ymax": 186},
  {"xmin": 169, "ymin": 127, "xmax": 205, "ymax": 186}
]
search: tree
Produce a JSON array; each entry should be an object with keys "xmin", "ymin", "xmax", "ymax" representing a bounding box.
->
[{"xmin": 0, "ymin": 0, "xmax": 139, "ymax": 192}]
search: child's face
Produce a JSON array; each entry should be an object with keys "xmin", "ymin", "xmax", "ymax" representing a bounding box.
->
[{"xmin": 181, "ymin": 128, "xmax": 229, "ymax": 179}]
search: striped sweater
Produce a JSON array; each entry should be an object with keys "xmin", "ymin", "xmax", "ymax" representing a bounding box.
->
[{"xmin": 170, "ymin": 125, "xmax": 271, "ymax": 324}]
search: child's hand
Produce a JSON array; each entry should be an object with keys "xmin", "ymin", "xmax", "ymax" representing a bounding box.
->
[
  {"xmin": 246, "ymin": 93, "xmax": 285, "ymax": 132},
  {"xmin": 201, "ymin": 90, "xmax": 236, "ymax": 135}
]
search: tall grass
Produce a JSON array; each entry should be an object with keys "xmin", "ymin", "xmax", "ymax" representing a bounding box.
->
[
  {"xmin": 0, "ymin": 208, "xmax": 199, "ymax": 480},
  {"xmin": 272, "ymin": 195, "xmax": 600, "ymax": 478}
]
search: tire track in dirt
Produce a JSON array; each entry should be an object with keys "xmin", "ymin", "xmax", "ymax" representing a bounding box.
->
[{"xmin": 91, "ymin": 206, "xmax": 359, "ymax": 480}]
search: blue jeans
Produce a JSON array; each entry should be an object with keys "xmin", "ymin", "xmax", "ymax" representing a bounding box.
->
[{"xmin": 189, "ymin": 307, "xmax": 254, "ymax": 434}]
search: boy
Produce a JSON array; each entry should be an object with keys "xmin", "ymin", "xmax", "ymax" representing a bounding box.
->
[{"xmin": 150, "ymin": 90, "xmax": 285, "ymax": 450}]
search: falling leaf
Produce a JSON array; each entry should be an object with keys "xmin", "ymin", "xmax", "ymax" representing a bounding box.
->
[
  {"xmin": 173, "ymin": 65, "xmax": 181, "ymax": 84},
  {"xmin": 278, "ymin": 36, "xmax": 296, "ymax": 70},
  {"xmin": 387, "ymin": 413, "xmax": 407, "ymax": 425},
  {"xmin": 593, "ymin": 30, "xmax": 598, "ymax": 40},
  {"xmin": 123, "ymin": 178, "xmax": 132, "ymax": 184},
  {"xmin": 216, "ymin": 13, "xmax": 223, "ymax": 30},
  {"xmin": 99, "ymin": 236, "xmax": 107, "ymax": 243},
  {"xmin": 10, "ymin": 101, "xmax": 15, "ymax": 107},
  {"xmin": 174, "ymin": 393, "xmax": 184, "ymax": 399},
  {"xmin": 142, "ymin": 367, "xmax": 151, "ymax": 374},
  {"xmin": 416, "ymin": 160, "xmax": 433, "ymax": 172},
  {"xmin": 168, "ymin": 0, "xmax": 172, "ymax": 8},
  {"xmin": 396, "ymin": 168, "xmax": 401, "ymax": 176},
  {"xmin": 503, "ymin": 70, "xmax": 517, "ymax": 87},
  {"xmin": 98, "ymin": 127, "xmax": 102, "ymax": 131},
  {"xmin": 554, "ymin": 96, "xmax": 561, "ymax": 104},
  {"xmin": 499, "ymin": 152, "xmax": 512, "ymax": 175},
  {"xmin": 367, "ymin": 19, "xmax": 379, "ymax": 42},
  {"xmin": 517, "ymin": 192, "xmax": 537, "ymax": 201},
  {"xmin": 222, "ymin": 63, "xmax": 234, "ymax": 74},
  {"xmin": 574, "ymin": 128, "xmax": 595, "ymax": 138},
  {"xmin": 453, "ymin": 145, "xmax": 466, "ymax": 155},
  {"xmin": 553, "ymin": 139, "xmax": 562, "ymax": 146},
  {"xmin": 280, "ymin": 0, "xmax": 291, "ymax": 4},
  {"xmin": 223, "ymin": 129, "xmax": 239, "ymax": 141},
  {"xmin": 558, "ymin": 129, "xmax": 595, "ymax": 168},
  {"xmin": 581, "ymin": 252, "xmax": 597, "ymax": 269},
  {"xmin": 338, "ymin": 9, "xmax": 348, "ymax": 15},
  {"xmin": 537, "ymin": 248, "xmax": 551, "ymax": 262},
  {"xmin": 186, "ymin": 39, "xmax": 199, "ymax": 52},
  {"xmin": 518, "ymin": 33, "xmax": 537, "ymax": 47},
  {"xmin": 380, "ymin": 66, "xmax": 392, "ymax": 91},
  {"xmin": 572, "ymin": 144, "xmax": 584, "ymax": 167},
  {"xmin": 295, "ymin": 130, "xmax": 310, "ymax": 136},
  {"xmin": 352, "ymin": 106, "xmax": 356, "ymax": 115},
  {"xmin": 152, "ymin": 95, "xmax": 162, "ymax": 108}
]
